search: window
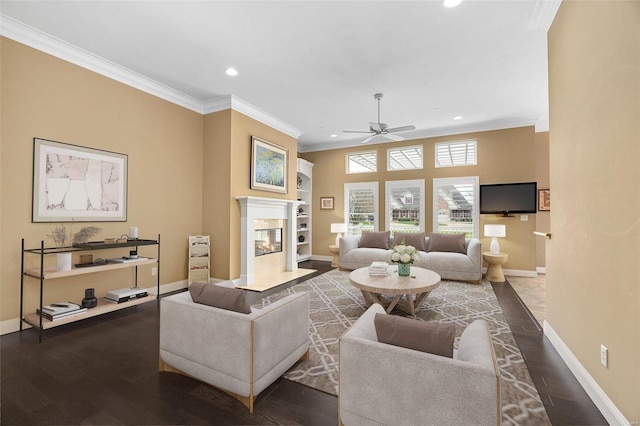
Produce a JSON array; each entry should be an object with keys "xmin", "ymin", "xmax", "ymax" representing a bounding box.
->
[
  {"xmin": 385, "ymin": 180, "xmax": 425, "ymax": 235},
  {"xmin": 387, "ymin": 145, "xmax": 423, "ymax": 171},
  {"xmin": 344, "ymin": 182, "xmax": 379, "ymax": 235},
  {"xmin": 435, "ymin": 140, "xmax": 477, "ymax": 168},
  {"xmin": 346, "ymin": 151, "xmax": 377, "ymax": 174},
  {"xmin": 433, "ymin": 177, "xmax": 479, "ymax": 238}
]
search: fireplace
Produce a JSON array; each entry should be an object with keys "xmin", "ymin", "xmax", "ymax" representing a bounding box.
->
[
  {"xmin": 236, "ymin": 196, "xmax": 302, "ymax": 285},
  {"xmin": 255, "ymin": 227, "xmax": 282, "ymax": 256}
]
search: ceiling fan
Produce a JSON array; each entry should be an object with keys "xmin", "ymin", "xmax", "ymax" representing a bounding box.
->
[{"xmin": 343, "ymin": 93, "xmax": 416, "ymax": 144}]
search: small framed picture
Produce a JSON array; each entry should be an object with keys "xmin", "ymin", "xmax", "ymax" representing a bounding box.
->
[
  {"xmin": 538, "ymin": 189, "xmax": 550, "ymax": 211},
  {"xmin": 320, "ymin": 197, "xmax": 334, "ymax": 210}
]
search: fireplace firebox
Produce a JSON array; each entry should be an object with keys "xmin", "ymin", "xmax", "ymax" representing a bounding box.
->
[{"xmin": 255, "ymin": 228, "xmax": 283, "ymax": 256}]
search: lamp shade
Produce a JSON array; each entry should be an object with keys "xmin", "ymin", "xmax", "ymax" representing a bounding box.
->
[
  {"xmin": 331, "ymin": 223, "xmax": 348, "ymax": 234},
  {"xmin": 484, "ymin": 224, "xmax": 506, "ymax": 238}
]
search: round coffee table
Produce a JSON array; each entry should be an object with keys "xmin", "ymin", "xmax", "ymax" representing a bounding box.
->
[{"xmin": 349, "ymin": 265, "xmax": 441, "ymax": 316}]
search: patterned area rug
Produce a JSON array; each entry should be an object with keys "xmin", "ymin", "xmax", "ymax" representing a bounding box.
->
[{"xmin": 253, "ymin": 269, "xmax": 551, "ymax": 425}]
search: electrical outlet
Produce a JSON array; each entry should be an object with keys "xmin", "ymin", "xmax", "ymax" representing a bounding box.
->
[
  {"xmin": 151, "ymin": 267, "xmax": 157, "ymax": 276},
  {"xmin": 521, "ymin": 215, "xmax": 528, "ymax": 221},
  {"xmin": 600, "ymin": 344, "xmax": 608, "ymax": 367}
]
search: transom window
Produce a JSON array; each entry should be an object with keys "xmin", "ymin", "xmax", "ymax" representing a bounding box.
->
[
  {"xmin": 435, "ymin": 140, "xmax": 477, "ymax": 168},
  {"xmin": 346, "ymin": 151, "xmax": 377, "ymax": 174},
  {"xmin": 387, "ymin": 145, "xmax": 423, "ymax": 171}
]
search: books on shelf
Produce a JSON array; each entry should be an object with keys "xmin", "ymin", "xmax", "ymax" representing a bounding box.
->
[
  {"xmin": 108, "ymin": 256, "xmax": 149, "ymax": 263},
  {"xmin": 37, "ymin": 302, "xmax": 87, "ymax": 321},
  {"xmin": 368, "ymin": 261, "xmax": 389, "ymax": 276}
]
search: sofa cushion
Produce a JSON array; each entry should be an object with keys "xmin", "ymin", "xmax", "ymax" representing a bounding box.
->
[
  {"xmin": 374, "ymin": 313, "xmax": 455, "ymax": 358},
  {"xmin": 427, "ymin": 232, "xmax": 466, "ymax": 254},
  {"xmin": 189, "ymin": 281, "xmax": 251, "ymax": 314},
  {"xmin": 359, "ymin": 231, "xmax": 391, "ymax": 249},
  {"xmin": 392, "ymin": 232, "xmax": 426, "ymax": 251}
]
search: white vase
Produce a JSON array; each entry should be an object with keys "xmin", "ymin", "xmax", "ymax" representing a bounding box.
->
[{"xmin": 56, "ymin": 252, "xmax": 72, "ymax": 272}]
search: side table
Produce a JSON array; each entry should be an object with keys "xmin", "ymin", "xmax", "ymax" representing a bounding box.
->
[
  {"xmin": 329, "ymin": 245, "xmax": 340, "ymax": 268},
  {"xmin": 482, "ymin": 252, "xmax": 508, "ymax": 282}
]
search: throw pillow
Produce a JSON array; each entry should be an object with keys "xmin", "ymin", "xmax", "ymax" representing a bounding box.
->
[
  {"xmin": 392, "ymin": 232, "xmax": 426, "ymax": 251},
  {"xmin": 374, "ymin": 313, "xmax": 455, "ymax": 358},
  {"xmin": 427, "ymin": 232, "xmax": 466, "ymax": 254},
  {"xmin": 188, "ymin": 282, "xmax": 251, "ymax": 314},
  {"xmin": 358, "ymin": 231, "xmax": 391, "ymax": 249}
]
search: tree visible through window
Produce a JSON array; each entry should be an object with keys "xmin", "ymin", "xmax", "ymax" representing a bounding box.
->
[{"xmin": 386, "ymin": 180, "xmax": 425, "ymax": 235}]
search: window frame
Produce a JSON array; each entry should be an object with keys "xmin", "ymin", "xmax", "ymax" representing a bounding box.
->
[
  {"xmin": 434, "ymin": 140, "xmax": 477, "ymax": 168},
  {"xmin": 432, "ymin": 176, "xmax": 479, "ymax": 238},
  {"xmin": 385, "ymin": 179, "xmax": 425, "ymax": 235},
  {"xmin": 344, "ymin": 181, "xmax": 379, "ymax": 234},
  {"xmin": 386, "ymin": 145, "xmax": 424, "ymax": 171},
  {"xmin": 345, "ymin": 150, "xmax": 378, "ymax": 174}
]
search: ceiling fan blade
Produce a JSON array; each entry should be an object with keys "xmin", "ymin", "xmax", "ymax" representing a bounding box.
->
[
  {"xmin": 343, "ymin": 130, "xmax": 374, "ymax": 134},
  {"xmin": 361, "ymin": 135, "xmax": 377, "ymax": 144},
  {"xmin": 385, "ymin": 125, "xmax": 416, "ymax": 133},
  {"xmin": 383, "ymin": 133, "xmax": 405, "ymax": 142}
]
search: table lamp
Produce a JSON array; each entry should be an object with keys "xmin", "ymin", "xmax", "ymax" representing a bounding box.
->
[
  {"xmin": 331, "ymin": 223, "xmax": 348, "ymax": 247},
  {"xmin": 484, "ymin": 224, "xmax": 506, "ymax": 254}
]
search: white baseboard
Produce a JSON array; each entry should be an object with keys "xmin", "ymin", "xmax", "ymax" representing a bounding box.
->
[
  {"xmin": 536, "ymin": 266, "xmax": 546, "ymax": 274},
  {"xmin": 1, "ymin": 279, "xmax": 189, "ymax": 336},
  {"xmin": 543, "ymin": 320, "xmax": 631, "ymax": 426},
  {"xmin": 311, "ymin": 254, "xmax": 332, "ymax": 262},
  {"xmin": 481, "ymin": 267, "xmax": 538, "ymax": 278}
]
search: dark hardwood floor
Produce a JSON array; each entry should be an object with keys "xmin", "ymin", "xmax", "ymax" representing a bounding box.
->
[{"xmin": 1, "ymin": 260, "xmax": 607, "ymax": 425}]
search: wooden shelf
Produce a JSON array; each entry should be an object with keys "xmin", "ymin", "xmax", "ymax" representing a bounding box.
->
[
  {"xmin": 24, "ymin": 258, "xmax": 158, "ymax": 280},
  {"xmin": 23, "ymin": 296, "xmax": 156, "ymax": 330}
]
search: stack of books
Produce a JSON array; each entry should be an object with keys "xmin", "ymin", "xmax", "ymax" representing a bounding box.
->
[
  {"xmin": 37, "ymin": 302, "xmax": 87, "ymax": 321},
  {"xmin": 368, "ymin": 261, "xmax": 389, "ymax": 276}
]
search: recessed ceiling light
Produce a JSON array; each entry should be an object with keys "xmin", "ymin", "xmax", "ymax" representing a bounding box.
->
[
  {"xmin": 225, "ymin": 67, "xmax": 238, "ymax": 76},
  {"xmin": 443, "ymin": 0, "xmax": 463, "ymax": 8},
  {"xmin": 330, "ymin": 134, "xmax": 338, "ymax": 138},
  {"xmin": 453, "ymin": 116, "xmax": 463, "ymax": 120}
]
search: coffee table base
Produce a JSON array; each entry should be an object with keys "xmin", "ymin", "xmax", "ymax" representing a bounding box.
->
[{"xmin": 360, "ymin": 289, "xmax": 434, "ymax": 316}]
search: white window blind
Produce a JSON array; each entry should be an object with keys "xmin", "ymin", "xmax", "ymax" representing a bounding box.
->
[
  {"xmin": 433, "ymin": 177, "xmax": 479, "ymax": 238},
  {"xmin": 435, "ymin": 140, "xmax": 477, "ymax": 168},
  {"xmin": 344, "ymin": 182, "xmax": 379, "ymax": 235},
  {"xmin": 346, "ymin": 151, "xmax": 377, "ymax": 173},
  {"xmin": 385, "ymin": 180, "xmax": 425, "ymax": 235},
  {"xmin": 387, "ymin": 145, "xmax": 423, "ymax": 171}
]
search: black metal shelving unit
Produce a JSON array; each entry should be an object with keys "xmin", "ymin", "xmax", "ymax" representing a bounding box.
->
[{"xmin": 20, "ymin": 234, "xmax": 161, "ymax": 342}]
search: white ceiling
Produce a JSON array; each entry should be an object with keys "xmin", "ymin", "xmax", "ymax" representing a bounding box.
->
[{"xmin": 0, "ymin": 0, "xmax": 558, "ymax": 152}]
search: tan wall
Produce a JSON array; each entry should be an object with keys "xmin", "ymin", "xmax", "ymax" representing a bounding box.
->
[
  {"xmin": 548, "ymin": 1, "xmax": 639, "ymax": 421},
  {"xmin": 301, "ymin": 126, "xmax": 538, "ymax": 272},
  {"xmin": 535, "ymin": 131, "xmax": 550, "ymax": 268},
  {"xmin": 1, "ymin": 38, "xmax": 204, "ymax": 321},
  {"xmin": 202, "ymin": 110, "xmax": 298, "ymax": 280}
]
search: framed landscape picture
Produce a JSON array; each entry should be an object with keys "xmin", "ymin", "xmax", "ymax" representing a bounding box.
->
[
  {"xmin": 251, "ymin": 136, "xmax": 288, "ymax": 194},
  {"xmin": 538, "ymin": 189, "xmax": 550, "ymax": 211},
  {"xmin": 32, "ymin": 138, "xmax": 128, "ymax": 222},
  {"xmin": 320, "ymin": 197, "xmax": 334, "ymax": 210}
]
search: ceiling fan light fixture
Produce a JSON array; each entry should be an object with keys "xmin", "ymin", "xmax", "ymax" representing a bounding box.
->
[
  {"xmin": 225, "ymin": 67, "xmax": 238, "ymax": 76},
  {"xmin": 443, "ymin": 0, "xmax": 463, "ymax": 8}
]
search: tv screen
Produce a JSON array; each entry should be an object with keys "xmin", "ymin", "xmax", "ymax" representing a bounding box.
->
[{"xmin": 479, "ymin": 182, "xmax": 537, "ymax": 215}]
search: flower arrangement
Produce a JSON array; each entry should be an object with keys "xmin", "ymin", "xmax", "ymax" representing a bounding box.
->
[{"xmin": 391, "ymin": 243, "xmax": 420, "ymax": 265}]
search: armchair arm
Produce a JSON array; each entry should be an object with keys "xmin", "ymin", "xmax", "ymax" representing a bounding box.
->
[{"xmin": 340, "ymin": 335, "xmax": 500, "ymax": 426}]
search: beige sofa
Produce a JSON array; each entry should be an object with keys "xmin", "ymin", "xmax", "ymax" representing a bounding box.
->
[
  {"xmin": 339, "ymin": 303, "xmax": 501, "ymax": 425},
  {"xmin": 159, "ymin": 291, "xmax": 310, "ymax": 412},
  {"xmin": 339, "ymin": 234, "xmax": 483, "ymax": 283}
]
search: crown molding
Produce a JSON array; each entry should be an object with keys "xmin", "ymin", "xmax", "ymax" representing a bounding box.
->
[
  {"xmin": 1, "ymin": 15, "xmax": 205, "ymax": 113},
  {"xmin": 529, "ymin": 0, "xmax": 563, "ymax": 32},
  {"xmin": 298, "ymin": 116, "xmax": 541, "ymax": 153},
  {"xmin": 203, "ymin": 95, "xmax": 301, "ymax": 139}
]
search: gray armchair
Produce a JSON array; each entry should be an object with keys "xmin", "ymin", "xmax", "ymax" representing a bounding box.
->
[
  {"xmin": 339, "ymin": 304, "xmax": 501, "ymax": 425},
  {"xmin": 159, "ymin": 291, "xmax": 310, "ymax": 412}
]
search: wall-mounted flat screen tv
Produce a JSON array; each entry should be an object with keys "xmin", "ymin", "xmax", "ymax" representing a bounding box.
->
[{"xmin": 479, "ymin": 182, "xmax": 537, "ymax": 215}]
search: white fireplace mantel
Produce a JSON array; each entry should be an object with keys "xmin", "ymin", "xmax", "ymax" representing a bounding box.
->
[{"xmin": 236, "ymin": 196, "xmax": 302, "ymax": 285}]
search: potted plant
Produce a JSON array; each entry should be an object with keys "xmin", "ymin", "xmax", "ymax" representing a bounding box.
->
[{"xmin": 390, "ymin": 243, "xmax": 420, "ymax": 276}]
